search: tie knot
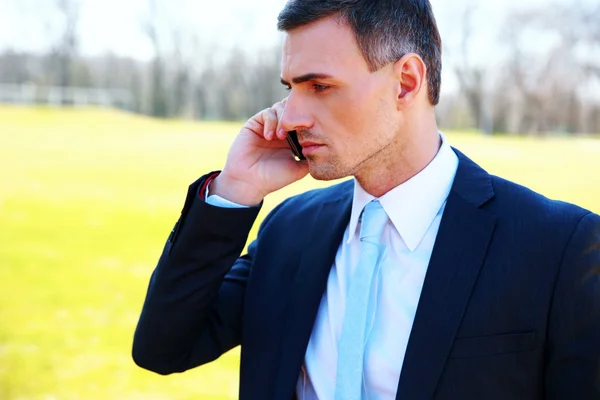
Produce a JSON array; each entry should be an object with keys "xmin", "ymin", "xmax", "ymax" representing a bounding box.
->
[{"xmin": 359, "ymin": 200, "xmax": 388, "ymax": 242}]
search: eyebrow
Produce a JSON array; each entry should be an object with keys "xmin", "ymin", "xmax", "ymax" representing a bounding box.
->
[{"xmin": 280, "ymin": 73, "xmax": 334, "ymax": 86}]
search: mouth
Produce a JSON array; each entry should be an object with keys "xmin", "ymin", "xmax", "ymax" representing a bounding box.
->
[
  {"xmin": 299, "ymin": 141, "xmax": 325, "ymax": 156},
  {"xmin": 299, "ymin": 141, "xmax": 322, "ymax": 148}
]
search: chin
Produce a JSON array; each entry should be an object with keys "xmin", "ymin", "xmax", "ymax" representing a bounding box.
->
[{"xmin": 307, "ymin": 159, "xmax": 347, "ymax": 181}]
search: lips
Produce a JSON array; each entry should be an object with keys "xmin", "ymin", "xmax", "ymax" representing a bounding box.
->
[
  {"xmin": 299, "ymin": 141, "xmax": 322, "ymax": 148},
  {"xmin": 299, "ymin": 141, "xmax": 324, "ymax": 156}
]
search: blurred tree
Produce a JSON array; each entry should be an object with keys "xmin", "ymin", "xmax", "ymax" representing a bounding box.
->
[
  {"xmin": 0, "ymin": 0, "xmax": 597, "ymax": 132},
  {"xmin": 498, "ymin": 1, "xmax": 600, "ymax": 134},
  {"xmin": 247, "ymin": 47, "xmax": 288, "ymax": 115},
  {"xmin": 141, "ymin": 0, "xmax": 169, "ymax": 117},
  {"xmin": 0, "ymin": 51, "xmax": 31, "ymax": 84},
  {"xmin": 453, "ymin": 4, "xmax": 493, "ymax": 134},
  {"xmin": 53, "ymin": 0, "xmax": 80, "ymax": 103}
]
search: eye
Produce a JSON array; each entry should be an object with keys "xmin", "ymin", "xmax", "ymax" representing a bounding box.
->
[
  {"xmin": 284, "ymin": 85, "xmax": 292, "ymax": 91},
  {"xmin": 313, "ymin": 83, "xmax": 330, "ymax": 93}
]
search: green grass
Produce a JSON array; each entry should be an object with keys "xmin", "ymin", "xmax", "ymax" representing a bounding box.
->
[{"xmin": 0, "ymin": 105, "xmax": 598, "ymax": 399}]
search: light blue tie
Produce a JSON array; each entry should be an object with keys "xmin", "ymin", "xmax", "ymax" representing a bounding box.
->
[{"xmin": 335, "ymin": 200, "xmax": 389, "ymax": 400}]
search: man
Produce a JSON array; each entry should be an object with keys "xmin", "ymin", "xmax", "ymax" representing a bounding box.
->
[{"xmin": 132, "ymin": 1, "xmax": 600, "ymax": 399}]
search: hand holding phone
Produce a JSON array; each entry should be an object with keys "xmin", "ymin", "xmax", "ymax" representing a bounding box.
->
[{"xmin": 209, "ymin": 100, "xmax": 309, "ymax": 205}]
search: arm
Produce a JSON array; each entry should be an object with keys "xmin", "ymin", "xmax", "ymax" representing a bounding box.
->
[
  {"xmin": 132, "ymin": 98, "xmax": 308, "ymax": 375},
  {"xmin": 545, "ymin": 212, "xmax": 600, "ymax": 399},
  {"xmin": 132, "ymin": 173, "xmax": 261, "ymax": 375}
]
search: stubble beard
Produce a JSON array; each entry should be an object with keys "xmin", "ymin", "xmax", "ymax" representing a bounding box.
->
[
  {"xmin": 298, "ymin": 129, "xmax": 349, "ymax": 181},
  {"xmin": 306, "ymin": 136, "xmax": 395, "ymax": 181},
  {"xmin": 301, "ymin": 121, "xmax": 396, "ymax": 181},
  {"xmin": 306, "ymin": 143, "xmax": 386, "ymax": 181},
  {"xmin": 306, "ymin": 153, "xmax": 348, "ymax": 181}
]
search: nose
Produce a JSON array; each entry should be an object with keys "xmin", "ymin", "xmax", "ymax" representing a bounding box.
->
[{"xmin": 278, "ymin": 92, "xmax": 314, "ymax": 133}]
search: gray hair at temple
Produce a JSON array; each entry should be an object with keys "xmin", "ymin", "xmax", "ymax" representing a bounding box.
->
[{"xmin": 277, "ymin": 0, "xmax": 443, "ymax": 106}]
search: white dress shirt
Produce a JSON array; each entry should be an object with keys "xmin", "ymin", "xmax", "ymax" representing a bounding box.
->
[
  {"xmin": 297, "ymin": 134, "xmax": 458, "ymax": 400},
  {"xmin": 207, "ymin": 133, "xmax": 459, "ymax": 400}
]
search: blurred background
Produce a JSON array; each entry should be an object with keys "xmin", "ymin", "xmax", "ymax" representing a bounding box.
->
[
  {"xmin": 1, "ymin": 0, "xmax": 599, "ymax": 399},
  {"xmin": 2, "ymin": 0, "xmax": 600, "ymax": 133}
]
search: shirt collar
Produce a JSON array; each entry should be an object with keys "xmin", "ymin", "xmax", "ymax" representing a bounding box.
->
[{"xmin": 347, "ymin": 132, "xmax": 459, "ymax": 251}]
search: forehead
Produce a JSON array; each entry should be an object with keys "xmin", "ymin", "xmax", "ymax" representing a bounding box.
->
[{"xmin": 281, "ymin": 16, "xmax": 369, "ymax": 79}]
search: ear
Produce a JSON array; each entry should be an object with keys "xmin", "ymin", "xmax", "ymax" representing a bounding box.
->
[{"xmin": 392, "ymin": 53, "xmax": 427, "ymax": 109}]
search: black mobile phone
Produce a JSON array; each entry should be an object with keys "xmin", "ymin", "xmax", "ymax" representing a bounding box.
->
[{"xmin": 285, "ymin": 130, "xmax": 306, "ymax": 160}]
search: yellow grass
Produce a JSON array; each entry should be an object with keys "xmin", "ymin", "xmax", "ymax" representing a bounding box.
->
[{"xmin": 0, "ymin": 105, "xmax": 598, "ymax": 399}]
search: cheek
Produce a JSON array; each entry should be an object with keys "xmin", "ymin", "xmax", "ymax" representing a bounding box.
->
[
  {"xmin": 316, "ymin": 85, "xmax": 385, "ymax": 156},
  {"xmin": 328, "ymin": 93, "xmax": 372, "ymax": 139}
]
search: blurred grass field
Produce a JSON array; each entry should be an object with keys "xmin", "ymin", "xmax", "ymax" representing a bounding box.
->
[{"xmin": 0, "ymin": 105, "xmax": 599, "ymax": 400}]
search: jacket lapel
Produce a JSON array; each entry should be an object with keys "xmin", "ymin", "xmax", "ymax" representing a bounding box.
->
[
  {"xmin": 274, "ymin": 189, "xmax": 352, "ymax": 400},
  {"xmin": 395, "ymin": 150, "xmax": 498, "ymax": 400}
]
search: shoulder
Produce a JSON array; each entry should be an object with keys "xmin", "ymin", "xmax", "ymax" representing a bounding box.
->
[
  {"xmin": 258, "ymin": 179, "xmax": 353, "ymax": 230},
  {"xmin": 283, "ymin": 179, "xmax": 353, "ymax": 209},
  {"xmin": 488, "ymin": 174, "xmax": 593, "ymax": 224},
  {"xmin": 452, "ymin": 146, "xmax": 596, "ymax": 247},
  {"xmin": 484, "ymin": 175, "xmax": 599, "ymax": 253}
]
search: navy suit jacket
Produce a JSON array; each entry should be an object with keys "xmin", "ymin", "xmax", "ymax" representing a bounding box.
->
[{"xmin": 133, "ymin": 150, "xmax": 600, "ymax": 399}]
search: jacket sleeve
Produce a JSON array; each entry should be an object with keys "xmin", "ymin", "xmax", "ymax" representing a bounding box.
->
[
  {"xmin": 132, "ymin": 173, "xmax": 263, "ymax": 375},
  {"xmin": 545, "ymin": 212, "xmax": 600, "ymax": 399}
]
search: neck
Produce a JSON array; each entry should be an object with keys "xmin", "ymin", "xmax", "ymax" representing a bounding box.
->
[{"xmin": 354, "ymin": 113, "xmax": 441, "ymax": 198}]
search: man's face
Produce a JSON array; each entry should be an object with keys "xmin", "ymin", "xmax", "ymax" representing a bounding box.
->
[{"xmin": 280, "ymin": 16, "xmax": 400, "ymax": 181}]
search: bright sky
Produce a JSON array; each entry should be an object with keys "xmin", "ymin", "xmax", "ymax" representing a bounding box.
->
[
  {"xmin": 0, "ymin": 0, "xmax": 288, "ymax": 58},
  {"xmin": 0, "ymin": 0, "xmax": 565, "ymax": 58},
  {"xmin": 0, "ymin": 0, "xmax": 591, "ymax": 94}
]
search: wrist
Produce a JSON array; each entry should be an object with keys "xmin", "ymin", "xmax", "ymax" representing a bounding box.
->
[{"xmin": 209, "ymin": 173, "xmax": 265, "ymax": 207}]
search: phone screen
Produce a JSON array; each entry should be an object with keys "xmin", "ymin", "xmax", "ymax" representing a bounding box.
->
[{"xmin": 285, "ymin": 130, "xmax": 306, "ymax": 160}]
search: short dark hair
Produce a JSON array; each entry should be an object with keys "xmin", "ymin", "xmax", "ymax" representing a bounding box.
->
[{"xmin": 277, "ymin": 0, "xmax": 442, "ymax": 105}]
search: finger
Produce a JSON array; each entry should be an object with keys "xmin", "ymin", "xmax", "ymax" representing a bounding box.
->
[
  {"xmin": 261, "ymin": 108, "xmax": 279, "ymax": 140},
  {"xmin": 248, "ymin": 107, "xmax": 275, "ymax": 139},
  {"xmin": 245, "ymin": 118, "xmax": 264, "ymax": 137},
  {"xmin": 272, "ymin": 101, "xmax": 288, "ymax": 140}
]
